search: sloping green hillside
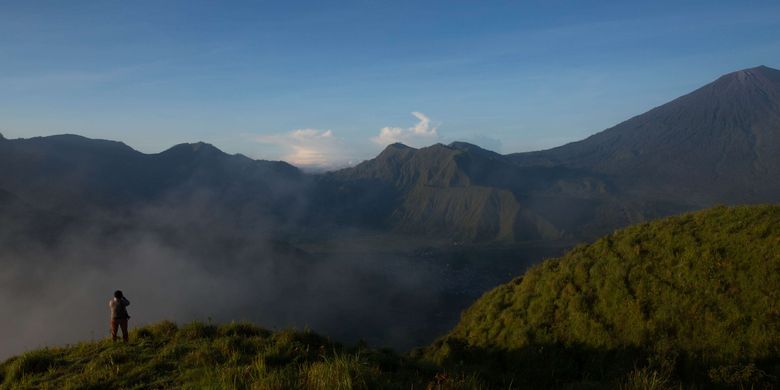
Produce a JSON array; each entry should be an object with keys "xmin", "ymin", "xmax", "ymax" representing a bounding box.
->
[
  {"xmin": 426, "ymin": 205, "xmax": 780, "ymax": 388},
  {"xmin": 0, "ymin": 321, "xmax": 485, "ymax": 390},
  {"xmin": 4, "ymin": 205, "xmax": 780, "ymax": 389}
]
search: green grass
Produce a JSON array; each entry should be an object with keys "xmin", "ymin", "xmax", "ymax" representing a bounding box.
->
[
  {"xmin": 425, "ymin": 205, "xmax": 780, "ymax": 388},
  {"xmin": 4, "ymin": 205, "xmax": 780, "ymax": 389},
  {"xmin": 0, "ymin": 320, "xmax": 474, "ymax": 389}
]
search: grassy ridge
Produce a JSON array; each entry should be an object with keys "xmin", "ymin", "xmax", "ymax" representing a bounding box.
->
[
  {"xmin": 4, "ymin": 205, "xmax": 780, "ymax": 389},
  {"xmin": 426, "ymin": 205, "xmax": 780, "ymax": 388},
  {"xmin": 0, "ymin": 321, "xmax": 483, "ymax": 389}
]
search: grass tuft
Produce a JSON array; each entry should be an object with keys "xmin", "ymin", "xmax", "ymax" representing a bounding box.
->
[{"xmin": 3, "ymin": 349, "xmax": 60, "ymax": 384}]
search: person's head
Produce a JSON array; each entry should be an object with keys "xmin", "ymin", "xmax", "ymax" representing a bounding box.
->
[{"xmin": 114, "ymin": 290, "xmax": 123, "ymax": 299}]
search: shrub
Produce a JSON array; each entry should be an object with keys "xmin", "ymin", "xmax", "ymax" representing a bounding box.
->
[
  {"xmin": 250, "ymin": 363, "xmax": 300, "ymax": 389},
  {"xmin": 303, "ymin": 353, "xmax": 376, "ymax": 390},
  {"xmin": 145, "ymin": 320, "xmax": 179, "ymax": 339},
  {"xmin": 131, "ymin": 321, "xmax": 179, "ymax": 340},
  {"xmin": 3, "ymin": 349, "xmax": 59, "ymax": 382},
  {"xmin": 708, "ymin": 363, "xmax": 774, "ymax": 387},
  {"xmin": 178, "ymin": 321, "xmax": 217, "ymax": 340},
  {"xmin": 617, "ymin": 367, "xmax": 674, "ymax": 390},
  {"xmin": 183, "ymin": 341, "xmax": 226, "ymax": 366},
  {"xmin": 135, "ymin": 327, "xmax": 154, "ymax": 340},
  {"xmin": 218, "ymin": 321, "xmax": 270, "ymax": 338}
]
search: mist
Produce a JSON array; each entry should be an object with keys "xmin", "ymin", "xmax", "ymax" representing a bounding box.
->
[
  {"xmin": 0, "ymin": 197, "xmax": 554, "ymax": 360},
  {"xmin": 0, "ymin": 135, "xmax": 571, "ymax": 361}
]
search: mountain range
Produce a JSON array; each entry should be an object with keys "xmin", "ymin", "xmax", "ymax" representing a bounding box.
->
[
  {"xmin": 328, "ymin": 65, "xmax": 780, "ymax": 241},
  {"xmin": 1, "ymin": 66, "xmax": 780, "ymax": 359}
]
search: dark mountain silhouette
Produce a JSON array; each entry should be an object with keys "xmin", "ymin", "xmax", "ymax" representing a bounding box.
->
[
  {"xmin": 1, "ymin": 66, "xmax": 779, "ymax": 243},
  {"xmin": 318, "ymin": 65, "xmax": 780, "ymax": 241},
  {"xmin": 321, "ymin": 137, "xmax": 693, "ymax": 241},
  {"xmin": 313, "ymin": 66, "xmax": 780, "ymax": 239},
  {"xmin": 321, "ymin": 143, "xmax": 525, "ymax": 241},
  {"xmin": 0, "ymin": 134, "xmax": 306, "ymax": 227},
  {"xmin": 508, "ymin": 65, "xmax": 780, "ymax": 204},
  {"xmin": 320, "ymin": 142, "xmax": 618, "ymax": 241}
]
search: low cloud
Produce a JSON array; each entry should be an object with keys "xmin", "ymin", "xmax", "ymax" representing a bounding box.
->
[
  {"xmin": 254, "ymin": 128, "xmax": 349, "ymax": 168},
  {"xmin": 372, "ymin": 112, "xmax": 439, "ymax": 147},
  {"xmin": 252, "ymin": 112, "xmax": 441, "ymax": 168},
  {"xmin": 0, "ymin": 208, "xmax": 483, "ymax": 359}
]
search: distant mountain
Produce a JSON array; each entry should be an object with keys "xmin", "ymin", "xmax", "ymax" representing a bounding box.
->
[
  {"xmin": 320, "ymin": 65, "xmax": 780, "ymax": 242},
  {"xmin": 320, "ymin": 142, "xmax": 616, "ymax": 242},
  {"xmin": 0, "ymin": 134, "xmax": 306, "ymax": 227},
  {"xmin": 508, "ymin": 65, "xmax": 780, "ymax": 204},
  {"xmin": 321, "ymin": 137, "xmax": 693, "ymax": 242}
]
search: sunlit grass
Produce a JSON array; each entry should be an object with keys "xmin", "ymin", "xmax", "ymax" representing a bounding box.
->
[{"xmin": 0, "ymin": 321, "xmax": 459, "ymax": 389}]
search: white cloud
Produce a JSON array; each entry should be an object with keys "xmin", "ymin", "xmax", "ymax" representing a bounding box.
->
[
  {"xmin": 251, "ymin": 112, "xmax": 440, "ymax": 168},
  {"xmin": 253, "ymin": 128, "xmax": 347, "ymax": 168},
  {"xmin": 372, "ymin": 112, "xmax": 439, "ymax": 147}
]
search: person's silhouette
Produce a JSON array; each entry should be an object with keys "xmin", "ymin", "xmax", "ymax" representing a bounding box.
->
[{"xmin": 109, "ymin": 290, "xmax": 131, "ymax": 342}]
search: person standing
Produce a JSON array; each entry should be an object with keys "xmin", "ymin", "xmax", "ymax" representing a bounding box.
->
[{"xmin": 109, "ymin": 290, "xmax": 131, "ymax": 342}]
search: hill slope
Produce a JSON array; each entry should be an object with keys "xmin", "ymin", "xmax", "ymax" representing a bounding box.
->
[
  {"xmin": 427, "ymin": 205, "xmax": 780, "ymax": 387},
  {"xmin": 0, "ymin": 321, "xmax": 486, "ymax": 390},
  {"xmin": 509, "ymin": 66, "xmax": 780, "ymax": 204}
]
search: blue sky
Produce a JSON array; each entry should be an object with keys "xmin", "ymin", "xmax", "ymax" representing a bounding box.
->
[{"xmin": 1, "ymin": 0, "xmax": 779, "ymax": 168}]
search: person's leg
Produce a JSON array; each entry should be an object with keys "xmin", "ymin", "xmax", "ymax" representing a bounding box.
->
[
  {"xmin": 120, "ymin": 319, "xmax": 129, "ymax": 342},
  {"xmin": 111, "ymin": 319, "xmax": 119, "ymax": 341}
]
